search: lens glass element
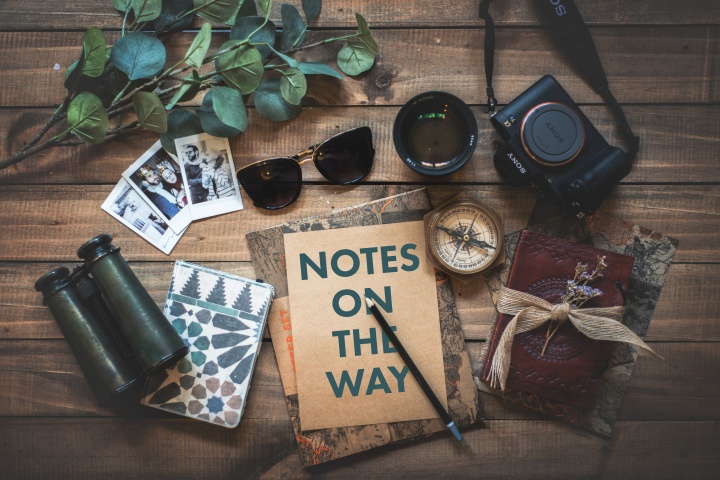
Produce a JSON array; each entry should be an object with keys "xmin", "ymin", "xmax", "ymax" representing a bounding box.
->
[
  {"xmin": 237, "ymin": 158, "xmax": 302, "ymax": 209},
  {"xmin": 393, "ymin": 92, "xmax": 477, "ymax": 176},
  {"xmin": 315, "ymin": 127, "xmax": 374, "ymax": 184}
]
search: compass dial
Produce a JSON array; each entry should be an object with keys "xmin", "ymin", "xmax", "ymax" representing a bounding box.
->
[{"xmin": 425, "ymin": 199, "xmax": 503, "ymax": 276}]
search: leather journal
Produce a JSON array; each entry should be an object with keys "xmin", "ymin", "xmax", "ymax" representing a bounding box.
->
[{"xmin": 480, "ymin": 230, "xmax": 635, "ymax": 409}]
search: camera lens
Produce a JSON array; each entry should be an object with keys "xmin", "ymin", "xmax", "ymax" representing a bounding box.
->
[
  {"xmin": 520, "ymin": 102, "xmax": 585, "ymax": 166},
  {"xmin": 393, "ymin": 91, "xmax": 477, "ymax": 176}
]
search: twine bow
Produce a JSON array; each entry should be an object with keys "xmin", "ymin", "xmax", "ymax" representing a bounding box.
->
[{"xmin": 487, "ymin": 287, "xmax": 661, "ymax": 391}]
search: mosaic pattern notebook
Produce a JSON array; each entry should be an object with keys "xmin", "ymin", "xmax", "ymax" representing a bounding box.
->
[{"xmin": 142, "ymin": 261, "xmax": 274, "ymax": 428}]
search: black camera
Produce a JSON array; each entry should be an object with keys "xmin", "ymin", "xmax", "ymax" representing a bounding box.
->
[{"xmin": 490, "ymin": 75, "xmax": 632, "ymax": 218}]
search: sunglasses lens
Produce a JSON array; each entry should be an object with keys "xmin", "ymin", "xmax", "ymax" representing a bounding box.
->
[
  {"xmin": 314, "ymin": 127, "xmax": 374, "ymax": 184},
  {"xmin": 237, "ymin": 158, "xmax": 301, "ymax": 209}
]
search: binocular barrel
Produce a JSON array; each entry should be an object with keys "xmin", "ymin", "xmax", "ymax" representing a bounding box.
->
[
  {"xmin": 35, "ymin": 267, "xmax": 140, "ymax": 406},
  {"xmin": 36, "ymin": 234, "xmax": 189, "ymax": 406},
  {"xmin": 77, "ymin": 234, "xmax": 188, "ymax": 376}
]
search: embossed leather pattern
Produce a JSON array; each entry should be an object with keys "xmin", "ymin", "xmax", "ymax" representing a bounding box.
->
[{"xmin": 481, "ymin": 230, "xmax": 635, "ymax": 409}]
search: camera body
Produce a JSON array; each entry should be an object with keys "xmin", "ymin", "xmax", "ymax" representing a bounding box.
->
[{"xmin": 491, "ymin": 75, "xmax": 631, "ymax": 218}]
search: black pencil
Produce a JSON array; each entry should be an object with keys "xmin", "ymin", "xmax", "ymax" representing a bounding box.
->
[{"xmin": 364, "ymin": 296, "xmax": 463, "ymax": 442}]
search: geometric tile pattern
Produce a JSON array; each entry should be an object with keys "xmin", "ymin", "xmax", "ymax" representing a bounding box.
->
[{"xmin": 142, "ymin": 261, "xmax": 274, "ymax": 428}]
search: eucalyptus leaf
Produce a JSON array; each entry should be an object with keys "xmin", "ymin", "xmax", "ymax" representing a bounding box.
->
[
  {"xmin": 230, "ymin": 16, "xmax": 276, "ymax": 60},
  {"xmin": 234, "ymin": 0, "xmax": 258, "ymax": 19},
  {"xmin": 111, "ymin": 31, "xmax": 166, "ymax": 80},
  {"xmin": 132, "ymin": 91, "xmax": 167, "ymax": 132},
  {"xmin": 64, "ymin": 60, "xmax": 81, "ymax": 90},
  {"xmin": 185, "ymin": 22, "xmax": 212, "ymax": 69},
  {"xmin": 198, "ymin": 91, "xmax": 242, "ymax": 137},
  {"xmin": 337, "ymin": 41, "xmax": 375, "ymax": 76},
  {"xmin": 193, "ymin": 0, "xmax": 241, "ymax": 24},
  {"xmin": 67, "ymin": 92, "xmax": 108, "ymax": 144},
  {"xmin": 154, "ymin": 0, "xmax": 194, "ymax": 33},
  {"xmin": 301, "ymin": 0, "xmax": 321, "ymax": 23},
  {"xmin": 254, "ymin": 77, "xmax": 302, "ymax": 122},
  {"xmin": 279, "ymin": 68, "xmax": 306, "ymax": 105},
  {"xmin": 354, "ymin": 13, "xmax": 379, "ymax": 55},
  {"xmin": 214, "ymin": 40, "xmax": 264, "ymax": 94},
  {"xmin": 280, "ymin": 4, "xmax": 306, "ymax": 51},
  {"xmin": 160, "ymin": 109, "xmax": 204, "ymax": 154},
  {"xmin": 80, "ymin": 27, "xmax": 107, "ymax": 78},
  {"xmin": 112, "ymin": 0, "xmax": 131, "ymax": 12},
  {"xmin": 165, "ymin": 70, "xmax": 201, "ymax": 110},
  {"xmin": 210, "ymin": 86, "xmax": 248, "ymax": 132},
  {"xmin": 265, "ymin": 43, "xmax": 298, "ymax": 68},
  {"xmin": 298, "ymin": 62, "xmax": 342, "ymax": 79},
  {"xmin": 131, "ymin": 0, "xmax": 162, "ymax": 23},
  {"xmin": 257, "ymin": 0, "xmax": 272, "ymax": 18}
]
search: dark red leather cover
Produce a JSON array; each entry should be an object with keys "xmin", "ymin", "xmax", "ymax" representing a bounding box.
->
[{"xmin": 481, "ymin": 230, "xmax": 635, "ymax": 409}]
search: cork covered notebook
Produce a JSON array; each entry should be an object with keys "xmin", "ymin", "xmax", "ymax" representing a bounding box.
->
[{"xmin": 246, "ymin": 188, "xmax": 483, "ymax": 466}]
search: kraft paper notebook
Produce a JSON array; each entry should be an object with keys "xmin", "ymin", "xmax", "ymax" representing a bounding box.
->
[
  {"xmin": 246, "ymin": 188, "xmax": 483, "ymax": 466},
  {"xmin": 476, "ymin": 199, "xmax": 678, "ymax": 436}
]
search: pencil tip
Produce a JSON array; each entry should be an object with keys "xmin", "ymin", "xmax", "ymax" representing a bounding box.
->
[{"xmin": 364, "ymin": 297, "xmax": 374, "ymax": 308}]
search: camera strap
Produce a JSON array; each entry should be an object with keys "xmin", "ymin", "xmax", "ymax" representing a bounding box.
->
[{"xmin": 479, "ymin": 0, "xmax": 640, "ymax": 161}]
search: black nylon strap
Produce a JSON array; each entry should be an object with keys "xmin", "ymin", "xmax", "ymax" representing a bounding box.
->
[{"xmin": 479, "ymin": 0, "xmax": 639, "ymax": 161}]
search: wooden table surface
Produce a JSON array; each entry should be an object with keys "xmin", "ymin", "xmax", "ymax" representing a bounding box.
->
[{"xmin": 1, "ymin": 1, "xmax": 719, "ymax": 478}]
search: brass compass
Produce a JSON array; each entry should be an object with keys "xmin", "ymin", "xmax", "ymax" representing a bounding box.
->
[{"xmin": 424, "ymin": 195, "xmax": 504, "ymax": 279}]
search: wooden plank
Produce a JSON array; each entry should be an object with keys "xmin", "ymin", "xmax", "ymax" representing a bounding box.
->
[
  {"xmin": 1, "ymin": 339, "xmax": 718, "ymax": 421},
  {"xmin": 0, "ymin": 418, "xmax": 717, "ymax": 478},
  {"xmin": 3, "ymin": 104, "xmax": 720, "ymax": 185},
  {"xmin": 0, "ymin": 27, "xmax": 717, "ymax": 109},
  {"xmin": 1, "ymin": 262, "xmax": 715, "ymax": 342},
  {"xmin": 1, "ymin": 0, "xmax": 719, "ymax": 30},
  {"xmin": 0, "ymin": 184, "xmax": 714, "ymax": 262}
]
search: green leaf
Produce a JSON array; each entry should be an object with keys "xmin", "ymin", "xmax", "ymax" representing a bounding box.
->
[
  {"xmin": 337, "ymin": 41, "xmax": 375, "ymax": 76},
  {"xmin": 230, "ymin": 16, "xmax": 276, "ymax": 60},
  {"xmin": 302, "ymin": 0, "xmax": 321, "ymax": 23},
  {"xmin": 193, "ymin": 0, "xmax": 241, "ymax": 24},
  {"xmin": 214, "ymin": 40, "xmax": 264, "ymax": 94},
  {"xmin": 254, "ymin": 77, "xmax": 302, "ymax": 122},
  {"xmin": 280, "ymin": 4, "xmax": 306, "ymax": 51},
  {"xmin": 165, "ymin": 70, "xmax": 202, "ymax": 110},
  {"xmin": 161, "ymin": 109, "xmax": 204, "ymax": 154},
  {"xmin": 112, "ymin": 0, "xmax": 131, "ymax": 12},
  {"xmin": 80, "ymin": 27, "xmax": 107, "ymax": 78},
  {"xmin": 298, "ymin": 62, "xmax": 342, "ymax": 79},
  {"xmin": 198, "ymin": 90, "xmax": 242, "ymax": 137},
  {"xmin": 67, "ymin": 92, "xmax": 108, "ymax": 144},
  {"xmin": 354, "ymin": 13, "xmax": 379, "ymax": 55},
  {"xmin": 257, "ymin": 0, "xmax": 272, "ymax": 18},
  {"xmin": 111, "ymin": 31, "xmax": 166, "ymax": 80},
  {"xmin": 210, "ymin": 86, "xmax": 248, "ymax": 132},
  {"xmin": 279, "ymin": 68, "xmax": 306, "ymax": 105},
  {"xmin": 64, "ymin": 60, "xmax": 81, "ymax": 90},
  {"xmin": 265, "ymin": 43, "xmax": 298, "ymax": 68},
  {"xmin": 154, "ymin": 0, "xmax": 194, "ymax": 33},
  {"xmin": 132, "ymin": 91, "xmax": 168, "ymax": 132},
  {"xmin": 185, "ymin": 22, "xmax": 212, "ymax": 69},
  {"xmin": 131, "ymin": 0, "xmax": 162, "ymax": 23},
  {"xmin": 234, "ymin": 0, "xmax": 258, "ymax": 19}
]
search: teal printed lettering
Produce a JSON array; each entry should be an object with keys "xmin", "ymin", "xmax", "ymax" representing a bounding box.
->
[
  {"xmin": 400, "ymin": 243, "xmax": 420, "ymax": 272},
  {"xmin": 326, "ymin": 369, "xmax": 364, "ymax": 398},
  {"xmin": 359, "ymin": 247, "xmax": 379, "ymax": 274},
  {"xmin": 387, "ymin": 365, "xmax": 409, "ymax": 392},
  {"xmin": 331, "ymin": 249, "xmax": 360, "ymax": 277},
  {"xmin": 380, "ymin": 245, "xmax": 398, "ymax": 272},
  {"xmin": 332, "ymin": 289, "xmax": 361, "ymax": 317},
  {"xmin": 366, "ymin": 367, "xmax": 392, "ymax": 395},
  {"xmin": 381, "ymin": 325, "xmax": 397, "ymax": 353},
  {"xmin": 364, "ymin": 286, "xmax": 392, "ymax": 314},
  {"xmin": 331, "ymin": 330, "xmax": 351, "ymax": 357},
  {"xmin": 353, "ymin": 327, "xmax": 378, "ymax": 356},
  {"xmin": 299, "ymin": 252, "xmax": 327, "ymax": 280}
]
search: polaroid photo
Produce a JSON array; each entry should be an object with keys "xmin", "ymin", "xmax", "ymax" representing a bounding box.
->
[
  {"xmin": 102, "ymin": 178, "xmax": 186, "ymax": 255},
  {"xmin": 122, "ymin": 141, "xmax": 192, "ymax": 234},
  {"xmin": 174, "ymin": 133, "xmax": 244, "ymax": 220}
]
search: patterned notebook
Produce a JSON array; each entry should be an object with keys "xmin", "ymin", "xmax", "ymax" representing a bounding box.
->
[
  {"xmin": 246, "ymin": 188, "xmax": 483, "ymax": 466},
  {"xmin": 142, "ymin": 261, "xmax": 274, "ymax": 428}
]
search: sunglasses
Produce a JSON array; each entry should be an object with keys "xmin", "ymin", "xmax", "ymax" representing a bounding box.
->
[{"xmin": 236, "ymin": 127, "xmax": 375, "ymax": 209}]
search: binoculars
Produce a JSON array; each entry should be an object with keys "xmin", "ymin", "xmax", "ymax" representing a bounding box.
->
[{"xmin": 35, "ymin": 234, "xmax": 188, "ymax": 406}]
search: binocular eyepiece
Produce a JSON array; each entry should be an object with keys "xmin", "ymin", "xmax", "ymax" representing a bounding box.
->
[{"xmin": 35, "ymin": 234, "xmax": 188, "ymax": 406}]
